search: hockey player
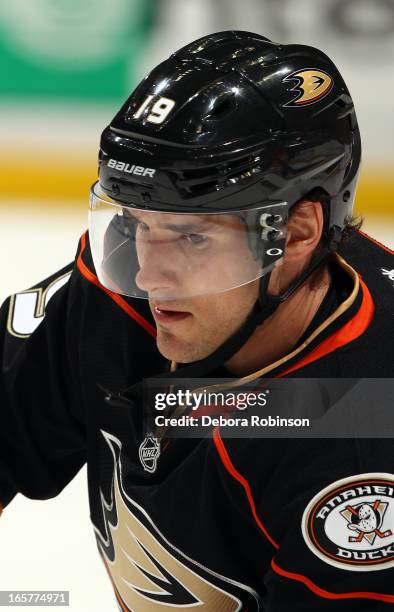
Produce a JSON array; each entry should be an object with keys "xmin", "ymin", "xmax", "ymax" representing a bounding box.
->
[{"xmin": 1, "ymin": 31, "xmax": 393, "ymax": 610}]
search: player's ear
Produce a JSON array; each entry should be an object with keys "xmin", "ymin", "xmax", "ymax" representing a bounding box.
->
[{"xmin": 284, "ymin": 199, "xmax": 325, "ymax": 261}]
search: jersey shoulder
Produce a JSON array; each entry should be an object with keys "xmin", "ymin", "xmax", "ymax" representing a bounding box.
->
[
  {"xmin": 4, "ymin": 261, "xmax": 73, "ymax": 340},
  {"xmin": 339, "ymin": 230, "xmax": 393, "ymax": 313},
  {"xmin": 332, "ymin": 230, "xmax": 394, "ymax": 375}
]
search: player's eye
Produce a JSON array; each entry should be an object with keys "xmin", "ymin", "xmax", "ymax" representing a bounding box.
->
[
  {"xmin": 118, "ymin": 212, "xmax": 147, "ymax": 234},
  {"xmin": 184, "ymin": 233, "xmax": 208, "ymax": 246},
  {"xmin": 136, "ymin": 221, "xmax": 150, "ymax": 232}
]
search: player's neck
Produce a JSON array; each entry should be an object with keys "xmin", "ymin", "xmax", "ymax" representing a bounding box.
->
[{"xmin": 225, "ymin": 264, "xmax": 331, "ymax": 377}]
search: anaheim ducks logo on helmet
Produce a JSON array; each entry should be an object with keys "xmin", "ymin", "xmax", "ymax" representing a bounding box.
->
[{"xmin": 283, "ymin": 69, "xmax": 334, "ymax": 107}]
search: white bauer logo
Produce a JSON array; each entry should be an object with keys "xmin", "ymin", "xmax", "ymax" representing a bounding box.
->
[{"xmin": 107, "ymin": 159, "xmax": 156, "ymax": 178}]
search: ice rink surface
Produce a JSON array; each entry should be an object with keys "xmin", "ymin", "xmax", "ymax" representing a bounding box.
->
[{"xmin": 0, "ymin": 205, "xmax": 392, "ymax": 611}]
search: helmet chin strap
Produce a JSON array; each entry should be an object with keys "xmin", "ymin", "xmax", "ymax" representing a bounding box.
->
[
  {"xmin": 155, "ymin": 243, "xmax": 335, "ymax": 380},
  {"xmin": 108, "ymin": 235, "xmax": 339, "ymax": 410}
]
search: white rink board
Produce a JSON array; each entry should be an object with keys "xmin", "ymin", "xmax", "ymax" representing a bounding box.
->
[
  {"xmin": 0, "ymin": 206, "xmax": 115, "ymax": 612},
  {"xmin": 0, "ymin": 205, "xmax": 393, "ymax": 612}
]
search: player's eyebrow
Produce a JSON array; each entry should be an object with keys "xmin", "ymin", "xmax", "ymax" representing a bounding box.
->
[
  {"xmin": 126, "ymin": 210, "xmax": 247, "ymax": 236},
  {"xmin": 159, "ymin": 221, "xmax": 212, "ymax": 233},
  {"xmin": 126, "ymin": 210, "xmax": 222, "ymax": 233}
]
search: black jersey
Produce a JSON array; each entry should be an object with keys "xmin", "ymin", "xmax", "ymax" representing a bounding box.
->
[{"xmin": 0, "ymin": 230, "xmax": 393, "ymax": 610}]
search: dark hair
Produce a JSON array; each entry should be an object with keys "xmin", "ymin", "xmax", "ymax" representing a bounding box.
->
[{"xmin": 303, "ymin": 187, "xmax": 363, "ymax": 246}]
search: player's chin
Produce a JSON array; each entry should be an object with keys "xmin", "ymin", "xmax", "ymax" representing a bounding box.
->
[{"xmin": 155, "ymin": 327, "xmax": 213, "ymax": 364}]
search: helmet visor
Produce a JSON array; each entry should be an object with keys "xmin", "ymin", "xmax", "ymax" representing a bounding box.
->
[{"xmin": 89, "ymin": 181, "xmax": 287, "ymax": 301}]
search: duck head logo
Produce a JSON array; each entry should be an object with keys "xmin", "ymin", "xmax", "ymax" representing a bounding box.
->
[
  {"xmin": 283, "ymin": 69, "xmax": 333, "ymax": 107},
  {"xmin": 341, "ymin": 500, "xmax": 392, "ymax": 545}
]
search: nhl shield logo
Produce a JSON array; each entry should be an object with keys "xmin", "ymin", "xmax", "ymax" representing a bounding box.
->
[
  {"xmin": 139, "ymin": 433, "xmax": 160, "ymax": 473},
  {"xmin": 302, "ymin": 473, "xmax": 394, "ymax": 571}
]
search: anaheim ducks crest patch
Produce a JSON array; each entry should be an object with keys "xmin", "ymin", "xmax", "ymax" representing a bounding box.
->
[
  {"xmin": 302, "ymin": 474, "xmax": 394, "ymax": 571},
  {"xmin": 283, "ymin": 69, "xmax": 333, "ymax": 107}
]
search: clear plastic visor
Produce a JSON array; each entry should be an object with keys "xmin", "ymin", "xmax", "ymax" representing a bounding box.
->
[{"xmin": 89, "ymin": 181, "xmax": 287, "ymax": 301}]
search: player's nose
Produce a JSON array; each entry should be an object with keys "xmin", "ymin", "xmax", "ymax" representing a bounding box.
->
[{"xmin": 135, "ymin": 246, "xmax": 178, "ymax": 296}]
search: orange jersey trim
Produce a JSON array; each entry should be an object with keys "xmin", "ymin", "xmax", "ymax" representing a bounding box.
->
[
  {"xmin": 76, "ymin": 232, "xmax": 157, "ymax": 339},
  {"xmin": 213, "ymin": 426, "xmax": 394, "ymax": 604},
  {"xmin": 212, "ymin": 276, "xmax": 381, "ymax": 602},
  {"xmin": 212, "ymin": 429, "xmax": 279, "ymax": 550},
  {"xmin": 358, "ymin": 230, "xmax": 394, "ymax": 255},
  {"xmin": 277, "ymin": 276, "xmax": 374, "ymax": 377},
  {"xmin": 271, "ymin": 559, "xmax": 394, "ymax": 603}
]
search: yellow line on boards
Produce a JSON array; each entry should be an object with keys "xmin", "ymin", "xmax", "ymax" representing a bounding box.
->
[{"xmin": 0, "ymin": 158, "xmax": 393, "ymax": 216}]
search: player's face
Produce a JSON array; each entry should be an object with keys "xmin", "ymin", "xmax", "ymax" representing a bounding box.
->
[
  {"xmin": 150, "ymin": 280, "xmax": 260, "ymax": 363},
  {"xmin": 132, "ymin": 210, "xmax": 261, "ymax": 362},
  {"xmin": 133, "ymin": 210, "xmax": 261, "ymax": 301}
]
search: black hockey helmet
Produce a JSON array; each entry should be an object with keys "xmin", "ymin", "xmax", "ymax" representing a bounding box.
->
[
  {"xmin": 98, "ymin": 30, "xmax": 360, "ymax": 221},
  {"xmin": 89, "ymin": 31, "xmax": 361, "ymax": 376}
]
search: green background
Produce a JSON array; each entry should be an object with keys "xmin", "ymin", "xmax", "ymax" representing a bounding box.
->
[{"xmin": 0, "ymin": 0, "xmax": 155, "ymax": 100}]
